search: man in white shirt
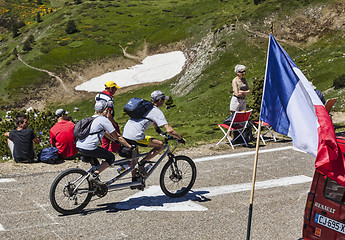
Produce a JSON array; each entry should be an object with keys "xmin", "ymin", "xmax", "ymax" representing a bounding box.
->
[
  {"xmin": 123, "ymin": 90, "xmax": 185, "ymax": 179},
  {"xmin": 77, "ymin": 100, "xmax": 132, "ymax": 186}
]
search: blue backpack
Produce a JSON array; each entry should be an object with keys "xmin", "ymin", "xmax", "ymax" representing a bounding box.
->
[
  {"xmin": 123, "ymin": 98, "xmax": 154, "ymax": 119},
  {"xmin": 39, "ymin": 147, "xmax": 59, "ymax": 164}
]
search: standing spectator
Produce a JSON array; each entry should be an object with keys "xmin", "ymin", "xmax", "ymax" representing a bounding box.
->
[
  {"xmin": 228, "ymin": 64, "xmax": 251, "ymax": 142},
  {"xmin": 95, "ymin": 80, "xmax": 121, "ymax": 153},
  {"xmin": 4, "ymin": 115, "xmax": 40, "ymax": 163},
  {"xmin": 50, "ymin": 109, "xmax": 77, "ymax": 160},
  {"xmin": 229, "ymin": 64, "xmax": 251, "ymax": 114}
]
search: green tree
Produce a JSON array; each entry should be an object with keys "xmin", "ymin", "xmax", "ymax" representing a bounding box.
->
[
  {"xmin": 0, "ymin": 109, "xmax": 57, "ymax": 160},
  {"xmin": 333, "ymin": 74, "xmax": 345, "ymax": 90},
  {"xmin": 249, "ymin": 77, "xmax": 264, "ymax": 120},
  {"xmin": 65, "ymin": 20, "xmax": 78, "ymax": 34},
  {"xmin": 27, "ymin": 34, "xmax": 35, "ymax": 43},
  {"xmin": 12, "ymin": 48, "xmax": 18, "ymax": 57},
  {"xmin": 12, "ymin": 23, "xmax": 20, "ymax": 38},
  {"xmin": 254, "ymin": 0, "xmax": 266, "ymax": 5},
  {"xmin": 36, "ymin": 12, "xmax": 42, "ymax": 23},
  {"xmin": 23, "ymin": 39, "xmax": 32, "ymax": 52}
]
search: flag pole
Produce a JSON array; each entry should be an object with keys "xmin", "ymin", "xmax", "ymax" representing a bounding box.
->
[
  {"xmin": 246, "ymin": 119, "xmax": 262, "ymax": 240},
  {"xmin": 246, "ymin": 34, "xmax": 271, "ymax": 240}
]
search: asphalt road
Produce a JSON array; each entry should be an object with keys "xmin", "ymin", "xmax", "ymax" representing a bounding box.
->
[{"xmin": 0, "ymin": 142, "xmax": 315, "ymax": 240}]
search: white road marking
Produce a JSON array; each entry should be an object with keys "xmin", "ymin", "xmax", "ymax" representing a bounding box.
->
[
  {"xmin": 0, "ymin": 178, "xmax": 16, "ymax": 183},
  {"xmin": 197, "ymin": 175, "xmax": 312, "ymax": 197},
  {"xmin": 115, "ymin": 175, "xmax": 311, "ymax": 211},
  {"xmin": 0, "ymin": 223, "xmax": 4, "ymax": 231},
  {"xmin": 193, "ymin": 146, "xmax": 294, "ymax": 162},
  {"xmin": 116, "ymin": 185, "xmax": 208, "ymax": 211}
]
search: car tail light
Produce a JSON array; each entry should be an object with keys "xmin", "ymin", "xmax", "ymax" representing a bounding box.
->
[{"xmin": 304, "ymin": 192, "xmax": 315, "ymax": 221}]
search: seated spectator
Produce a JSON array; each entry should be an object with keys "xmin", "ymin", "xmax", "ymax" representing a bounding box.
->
[
  {"xmin": 4, "ymin": 115, "xmax": 40, "ymax": 163},
  {"xmin": 50, "ymin": 109, "xmax": 77, "ymax": 160}
]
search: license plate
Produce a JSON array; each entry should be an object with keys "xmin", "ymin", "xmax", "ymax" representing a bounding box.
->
[{"xmin": 314, "ymin": 213, "xmax": 345, "ymax": 235}]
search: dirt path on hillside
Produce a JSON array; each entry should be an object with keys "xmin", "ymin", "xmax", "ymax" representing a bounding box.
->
[{"xmin": 17, "ymin": 55, "xmax": 70, "ymax": 93}]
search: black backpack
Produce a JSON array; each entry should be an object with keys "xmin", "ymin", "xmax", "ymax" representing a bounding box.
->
[
  {"xmin": 73, "ymin": 117, "xmax": 102, "ymax": 140},
  {"xmin": 123, "ymin": 98, "xmax": 154, "ymax": 119}
]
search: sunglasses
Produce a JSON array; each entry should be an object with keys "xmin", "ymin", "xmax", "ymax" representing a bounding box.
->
[{"xmin": 239, "ymin": 70, "xmax": 246, "ymax": 73}]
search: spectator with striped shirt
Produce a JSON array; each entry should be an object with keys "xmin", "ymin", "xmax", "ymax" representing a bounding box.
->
[{"xmin": 95, "ymin": 80, "xmax": 121, "ymax": 153}]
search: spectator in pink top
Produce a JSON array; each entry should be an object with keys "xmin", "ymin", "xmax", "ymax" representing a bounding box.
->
[{"xmin": 50, "ymin": 109, "xmax": 77, "ymax": 160}]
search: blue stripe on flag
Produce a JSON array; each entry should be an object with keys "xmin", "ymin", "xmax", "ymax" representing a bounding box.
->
[{"xmin": 260, "ymin": 34, "xmax": 301, "ymax": 136}]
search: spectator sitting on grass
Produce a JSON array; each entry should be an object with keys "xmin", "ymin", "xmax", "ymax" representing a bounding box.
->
[
  {"xmin": 50, "ymin": 109, "xmax": 78, "ymax": 160},
  {"xmin": 4, "ymin": 115, "xmax": 40, "ymax": 163}
]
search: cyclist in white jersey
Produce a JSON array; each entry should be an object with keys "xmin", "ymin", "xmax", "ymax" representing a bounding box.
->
[{"xmin": 123, "ymin": 90, "xmax": 185, "ymax": 181}]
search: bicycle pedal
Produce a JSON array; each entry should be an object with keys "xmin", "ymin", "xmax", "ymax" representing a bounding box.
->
[{"xmin": 130, "ymin": 184, "xmax": 145, "ymax": 190}]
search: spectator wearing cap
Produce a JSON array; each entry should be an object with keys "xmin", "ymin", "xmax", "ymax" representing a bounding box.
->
[
  {"xmin": 76, "ymin": 100, "xmax": 132, "ymax": 186},
  {"xmin": 95, "ymin": 80, "xmax": 121, "ymax": 153},
  {"xmin": 4, "ymin": 115, "xmax": 40, "ymax": 163},
  {"xmin": 50, "ymin": 109, "xmax": 77, "ymax": 160},
  {"xmin": 123, "ymin": 90, "xmax": 185, "ymax": 188}
]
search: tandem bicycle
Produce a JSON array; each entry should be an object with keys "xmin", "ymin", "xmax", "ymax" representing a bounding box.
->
[{"xmin": 49, "ymin": 134, "xmax": 197, "ymax": 215}]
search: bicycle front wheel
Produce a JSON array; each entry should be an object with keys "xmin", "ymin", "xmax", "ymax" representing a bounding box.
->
[
  {"xmin": 49, "ymin": 168, "xmax": 93, "ymax": 215},
  {"xmin": 160, "ymin": 155, "xmax": 197, "ymax": 198}
]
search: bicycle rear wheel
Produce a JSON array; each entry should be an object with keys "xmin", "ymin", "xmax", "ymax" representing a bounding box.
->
[
  {"xmin": 50, "ymin": 168, "xmax": 93, "ymax": 215},
  {"xmin": 160, "ymin": 155, "xmax": 197, "ymax": 198}
]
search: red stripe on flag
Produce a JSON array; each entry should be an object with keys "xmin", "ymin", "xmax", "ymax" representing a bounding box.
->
[{"xmin": 314, "ymin": 105, "xmax": 345, "ymax": 186}]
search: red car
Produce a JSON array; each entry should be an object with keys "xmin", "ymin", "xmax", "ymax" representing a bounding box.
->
[{"xmin": 301, "ymin": 136, "xmax": 345, "ymax": 239}]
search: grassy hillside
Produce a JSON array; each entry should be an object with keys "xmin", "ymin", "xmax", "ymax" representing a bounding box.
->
[{"xmin": 0, "ymin": 0, "xmax": 344, "ymax": 149}]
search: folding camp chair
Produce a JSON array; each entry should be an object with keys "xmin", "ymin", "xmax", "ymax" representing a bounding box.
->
[
  {"xmin": 325, "ymin": 98, "xmax": 337, "ymax": 114},
  {"xmin": 217, "ymin": 110, "xmax": 252, "ymax": 149},
  {"xmin": 251, "ymin": 120, "xmax": 277, "ymax": 145}
]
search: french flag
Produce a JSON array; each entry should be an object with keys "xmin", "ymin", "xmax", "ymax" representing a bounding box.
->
[{"xmin": 261, "ymin": 34, "xmax": 345, "ymax": 186}]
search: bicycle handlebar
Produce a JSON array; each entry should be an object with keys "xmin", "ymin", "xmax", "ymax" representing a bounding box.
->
[
  {"xmin": 160, "ymin": 132, "xmax": 185, "ymax": 144},
  {"xmin": 160, "ymin": 132, "xmax": 175, "ymax": 140}
]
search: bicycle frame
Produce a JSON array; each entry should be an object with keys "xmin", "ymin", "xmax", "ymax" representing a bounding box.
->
[{"xmin": 85, "ymin": 141, "xmax": 174, "ymax": 191}]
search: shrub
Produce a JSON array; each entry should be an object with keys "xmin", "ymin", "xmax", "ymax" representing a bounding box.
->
[
  {"xmin": 0, "ymin": 109, "xmax": 57, "ymax": 160},
  {"xmin": 254, "ymin": 0, "xmax": 266, "ymax": 5},
  {"xmin": 37, "ymin": 12, "xmax": 42, "ymax": 23},
  {"xmin": 27, "ymin": 34, "xmax": 35, "ymax": 43},
  {"xmin": 12, "ymin": 48, "xmax": 18, "ymax": 57},
  {"xmin": 249, "ymin": 77, "xmax": 264, "ymax": 120},
  {"xmin": 333, "ymin": 74, "xmax": 345, "ymax": 90},
  {"xmin": 65, "ymin": 20, "xmax": 78, "ymax": 34},
  {"xmin": 23, "ymin": 40, "xmax": 32, "ymax": 52},
  {"xmin": 12, "ymin": 24, "xmax": 20, "ymax": 38}
]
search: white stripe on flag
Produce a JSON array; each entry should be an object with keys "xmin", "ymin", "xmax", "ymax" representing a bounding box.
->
[{"xmin": 286, "ymin": 77, "xmax": 319, "ymax": 156}]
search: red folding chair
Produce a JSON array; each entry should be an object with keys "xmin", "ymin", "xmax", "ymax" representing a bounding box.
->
[
  {"xmin": 251, "ymin": 120, "xmax": 277, "ymax": 145},
  {"xmin": 217, "ymin": 110, "xmax": 252, "ymax": 149},
  {"xmin": 325, "ymin": 98, "xmax": 337, "ymax": 114}
]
